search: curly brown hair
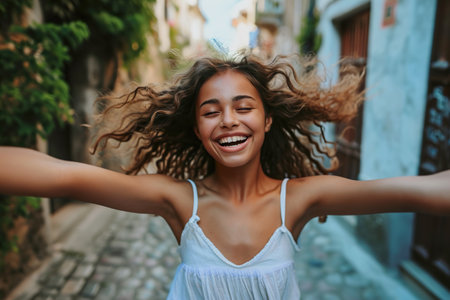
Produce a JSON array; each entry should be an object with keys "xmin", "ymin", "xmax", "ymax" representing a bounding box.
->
[{"xmin": 92, "ymin": 55, "xmax": 364, "ymax": 180}]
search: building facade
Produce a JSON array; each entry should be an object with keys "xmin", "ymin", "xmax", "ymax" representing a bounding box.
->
[
  {"xmin": 317, "ymin": 0, "xmax": 449, "ymax": 297},
  {"xmin": 250, "ymin": 0, "xmax": 449, "ymax": 297}
]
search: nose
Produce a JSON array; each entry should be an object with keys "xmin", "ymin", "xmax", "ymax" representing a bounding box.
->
[{"xmin": 220, "ymin": 108, "xmax": 239, "ymax": 128}]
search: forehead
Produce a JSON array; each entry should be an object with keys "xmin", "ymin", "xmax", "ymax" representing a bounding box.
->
[{"xmin": 196, "ymin": 70, "xmax": 260, "ymax": 104}]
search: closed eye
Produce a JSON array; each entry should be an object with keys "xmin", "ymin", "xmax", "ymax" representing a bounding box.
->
[
  {"xmin": 237, "ymin": 107, "xmax": 253, "ymax": 112},
  {"xmin": 203, "ymin": 111, "xmax": 219, "ymax": 117}
]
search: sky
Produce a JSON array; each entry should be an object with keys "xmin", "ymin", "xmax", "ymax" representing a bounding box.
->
[{"xmin": 198, "ymin": 0, "xmax": 242, "ymax": 52}]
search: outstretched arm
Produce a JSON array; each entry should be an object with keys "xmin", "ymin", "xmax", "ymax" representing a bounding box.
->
[
  {"xmin": 307, "ymin": 170, "xmax": 450, "ymax": 217},
  {"xmin": 0, "ymin": 146, "xmax": 178, "ymax": 216}
]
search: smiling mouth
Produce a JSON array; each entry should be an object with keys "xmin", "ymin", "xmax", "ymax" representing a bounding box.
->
[{"xmin": 217, "ymin": 136, "xmax": 249, "ymax": 147}]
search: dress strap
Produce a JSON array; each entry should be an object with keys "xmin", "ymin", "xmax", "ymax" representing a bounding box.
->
[
  {"xmin": 280, "ymin": 178, "xmax": 289, "ymax": 226},
  {"xmin": 187, "ymin": 179, "xmax": 199, "ymax": 217}
]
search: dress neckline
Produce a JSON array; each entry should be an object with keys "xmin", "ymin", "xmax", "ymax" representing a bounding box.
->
[
  {"xmin": 180, "ymin": 178, "xmax": 300, "ymax": 267},
  {"xmin": 184, "ymin": 216, "xmax": 299, "ymax": 267}
]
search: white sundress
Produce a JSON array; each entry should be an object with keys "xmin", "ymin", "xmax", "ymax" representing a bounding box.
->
[{"xmin": 167, "ymin": 178, "xmax": 301, "ymax": 300}]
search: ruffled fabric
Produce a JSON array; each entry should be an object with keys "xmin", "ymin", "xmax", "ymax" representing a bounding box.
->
[{"xmin": 168, "ymin": 262, "xmax": 300, "ymax": 300}]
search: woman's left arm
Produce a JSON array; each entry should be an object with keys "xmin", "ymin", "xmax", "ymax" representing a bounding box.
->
[{"xmin": 309, "ymin": 170, "xmax": 450, "ymax": 217}]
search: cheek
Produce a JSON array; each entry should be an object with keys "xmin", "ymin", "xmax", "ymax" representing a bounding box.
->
[
  {"xmin": 252, "ymin": 112, "xmax": 269, "ymax": 131},
  {"xmin": 195, "ymin": 119, "xmax": 213, "ymax": 140}
]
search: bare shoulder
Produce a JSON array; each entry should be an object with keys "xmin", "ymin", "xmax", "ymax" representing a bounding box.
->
[
  {"xmin": 287, "ymin": 175, "xmax": 357, "ymax": 196},
  {"xmin": 133, "ymin": 174, "xmax": 194, "ymax": 206},
  {"xmin": 133, "ymin": 174, "xmax": 190, "ymax": 198},
  {"xmin": 134, "ymin": 175, "xmax": 196, "ymax": 221},
  {"xmin": 284, "ymin": 175, "xmax": 355, "ymax": 218},
  {"xmin": 284, "ymin": 176, "xmax": 329, "ymax": 216},
  {"xmin": 286, "ymin": 175, "xmax": 349, "ymax": 198}
]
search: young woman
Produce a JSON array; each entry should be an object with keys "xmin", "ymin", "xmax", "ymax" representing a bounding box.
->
[{"xmin": 1, "ymin": 55, "xmax": 449, "ymax": 299}]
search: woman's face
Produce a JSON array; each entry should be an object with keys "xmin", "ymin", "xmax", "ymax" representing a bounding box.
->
[{"xmin": 195, "ymin": 70, "xmax": 272, "ymax": 168}]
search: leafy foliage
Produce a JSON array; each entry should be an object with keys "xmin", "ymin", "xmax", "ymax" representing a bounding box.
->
[
  {"xmin": 0, "ymin": 21, "xmax": 89, "ymax": 146},
  {"xmin": 0, "ymin": 0, "xmax": 157, "ymax": 267},
  {"xmin": 0, "ymin": 196, "xmax": 40, "ymax": 264},
  {"xmin": 42, "ymin": 0, "xmax": 157, "ymax": 65},
  {"xmin": 0, "ymin": 7, "xmax": 88, "ymax": 263},
  {"xmin": 0, "ymin": 0, "xmax": 33, "ymax": 35}
]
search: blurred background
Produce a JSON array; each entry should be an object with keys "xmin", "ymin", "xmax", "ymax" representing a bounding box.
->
[{"xmin": 1, "ymin": 0, "xmax": 449, "ymax": 299}]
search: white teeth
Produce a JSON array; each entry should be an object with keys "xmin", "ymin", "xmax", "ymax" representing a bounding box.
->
[{"xmin": 218, "ymin": 136, "xmax": 247, "ymax": 144}]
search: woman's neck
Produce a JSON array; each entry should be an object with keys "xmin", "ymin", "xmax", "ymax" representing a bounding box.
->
[{"xmin": 207, "ymin": 160, "xmax": 278, "ymax": 204}]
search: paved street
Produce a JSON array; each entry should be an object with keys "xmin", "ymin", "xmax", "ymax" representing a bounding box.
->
[{"xmin": 10, "ymin": 211, "xmax": 406, "ymax": 300}]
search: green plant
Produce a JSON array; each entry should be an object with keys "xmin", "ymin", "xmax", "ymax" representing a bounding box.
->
[
  {"xmin": 297, "ymin": 7, "xmax": 322, "ymax": 55},
  {"xmin": 0, "ymin": 0, "xmax": 33, "ymax": 35},
  {"xmin": 42, "ymin": 0, "xmax": 157, "ymax": 66},
  {"xmin": 0, "ymin": 0, "xmax": 157, "ymax": 267},
  {"xmin": 0, "ymin": 196, "xmax": 40, "ymax": 264},
  {"xmin": 0, "ymin": 21, "xmax": 89, "ymax": 146},
  {"xmin": 0, "ymin": 19, "xmax": 88, "ymax": 263}
]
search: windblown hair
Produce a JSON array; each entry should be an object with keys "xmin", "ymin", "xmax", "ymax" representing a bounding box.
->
[{"xmin": 92, "ymin": 55, "xmax": 364, "ymax": 180}]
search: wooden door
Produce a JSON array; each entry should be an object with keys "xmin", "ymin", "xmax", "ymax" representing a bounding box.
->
[
  {"xmin": 412, "ymin": 0, "xmax": 450, "ymax": 288},
  {"xmin": 334, "ymin": 7, "xmax": 370, "ymax": 179}
]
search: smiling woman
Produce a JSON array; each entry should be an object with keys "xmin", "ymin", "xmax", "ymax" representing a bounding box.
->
[
  {"xmin": 92, "ymin": 55, "xmax": 363, "ymax": 180},
  {"xmin": 1, "ymin": 54, "xmax": 449, "ymax": 300},
  {"xmin": 194, "ymin": 70, "xmax": 271, "ymax": 168}
]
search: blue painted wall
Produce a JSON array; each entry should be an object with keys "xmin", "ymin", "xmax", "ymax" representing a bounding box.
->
[
  {"xmin": 317, "ymin": 0, "xmax": 437, "ymax": 267},
  {"xmin": 360, "ymin": 0, "xmax": 436, "ymax": 180}
]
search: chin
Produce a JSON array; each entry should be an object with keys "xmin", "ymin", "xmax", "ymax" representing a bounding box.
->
[
  {"xmin": 215, "ymin": 155, "xmax": 259, "ymax": 169},
  {"xmin": 220, "ymin": 161, "xmax": 248, "ymax": 168}
]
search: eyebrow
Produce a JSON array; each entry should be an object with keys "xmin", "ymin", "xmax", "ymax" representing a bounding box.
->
[{"xmin": 199, "ymin": 95, "xmax": 256, "ymax": 108}]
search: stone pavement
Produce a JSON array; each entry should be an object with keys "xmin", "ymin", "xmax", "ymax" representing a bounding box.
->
[
  {"xmin": 295, "ymin": 222, "xmax": 387, "ymax": 300},
  {"xmin": 10, "ymin": 211, "xmax": 407, "ymax": 300}
]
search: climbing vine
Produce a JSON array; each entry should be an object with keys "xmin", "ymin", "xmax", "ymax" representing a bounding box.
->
[
  {"xmin": 0, "ymin": 0, "xmax": 89, "ymax": 267},
  {"xmin": 0, "ymin": 0, "xmax": 158, "ymax": 271},
  {"xmin": 0, "ymin": 22, "xmax": 89, "ymax": 146}
]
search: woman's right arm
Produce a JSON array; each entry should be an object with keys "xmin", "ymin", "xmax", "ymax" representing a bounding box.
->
[{"xmin": 0, "ymin": 146, "xmax": 180, "ymax": 216}]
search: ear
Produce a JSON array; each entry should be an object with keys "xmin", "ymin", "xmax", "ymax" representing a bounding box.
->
[
  {"xmin": 194, "ymin": 125, "xmax": 200, "ymax": 139},
  {"xmin": 264, "ymin": 115, "xmax": 272, "ymax": 132}
]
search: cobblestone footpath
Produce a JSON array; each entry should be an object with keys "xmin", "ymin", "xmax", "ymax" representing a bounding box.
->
[
  {"xmin": 295, "ymin": 222, "xmax": 387, "ymax": 300},
  {"xmin": 12, "ymin": 212, "xmax": 388, "ymax": 300}
]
